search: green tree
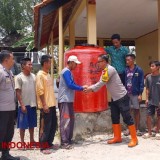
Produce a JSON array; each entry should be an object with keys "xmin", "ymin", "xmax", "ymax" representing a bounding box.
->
[{"xmin": 0, "ymin": 0, "xmax": 40, "ymax": 36}]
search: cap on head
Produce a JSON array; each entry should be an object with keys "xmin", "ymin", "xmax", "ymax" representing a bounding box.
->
[{"xmin": 68, "ymin": 55, "xmax": 81, "ymax": 64}]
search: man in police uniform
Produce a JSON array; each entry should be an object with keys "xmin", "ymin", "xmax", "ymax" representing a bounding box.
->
[
  {"xmin": 85, "ymin": 54, "xmax": 138, "ymax": 147},
  {"xmin": 0, "ymin": 50, "xmax": 20, "ymax": 160}
]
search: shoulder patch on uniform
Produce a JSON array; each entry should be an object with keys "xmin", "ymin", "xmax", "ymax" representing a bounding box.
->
[{"xmin": 102, "ymin": 67, "xmax": 109, "ymax": 82}]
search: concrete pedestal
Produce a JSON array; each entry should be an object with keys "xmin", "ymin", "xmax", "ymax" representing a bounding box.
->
[{"xmin": 73, "ymin": 105, "xmax": 147, "ymax": 140}]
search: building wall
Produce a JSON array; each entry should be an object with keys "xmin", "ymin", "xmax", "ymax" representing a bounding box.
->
[{"xmin": 136, "ymin": 30, "xmax": 158, "ymax": 75}]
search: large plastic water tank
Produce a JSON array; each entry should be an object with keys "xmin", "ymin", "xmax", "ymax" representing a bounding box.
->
[{"xmin": 64, "ymin": 45, "xmax": 108, "ymax": 112}]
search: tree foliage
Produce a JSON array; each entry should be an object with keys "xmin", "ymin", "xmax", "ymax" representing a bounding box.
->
[{"xmin": 0, "ymin": 0, "xmax": 40, "ymax": 36}]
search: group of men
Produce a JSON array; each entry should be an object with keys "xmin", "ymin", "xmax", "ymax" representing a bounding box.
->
[
  {"xmin": 0, "ymin": 33, "xmax": 160, "ymax": 159},
  {"xmin": 0, "ymin": 52, "xmax": 59, "ymax": 159},
  {"xmin": 105, "ymin": 34, "xmax": 160, "ymax": 140}
]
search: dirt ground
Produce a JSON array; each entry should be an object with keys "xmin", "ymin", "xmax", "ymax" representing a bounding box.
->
[
  {"xmin": 1, "ymin": 105, "xmax": 160, "ymax": 160},
  {"xmin": 4, "ymin": 127, "xmax": 160, "ymax": 160}
]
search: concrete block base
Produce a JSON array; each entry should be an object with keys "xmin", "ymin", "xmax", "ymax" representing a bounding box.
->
[{"xmin": 73, "ymin": 105, "xmax": 148, "ymax": 140}]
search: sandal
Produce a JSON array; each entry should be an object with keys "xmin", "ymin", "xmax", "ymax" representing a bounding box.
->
[
  {"xmin": 155, "ymin": 133, "xmax": 160, "ymax": 140},
  {"xmin": 49, "ymin": 144, "xmax": 59, "ymax": 150},
  {"xmin": 142, "ymin": 133, "xmax": 152, "ymax": 139},
  {"xmin": 41, "ymin": 149, "xmax": 52, "ymax": 154},
  {"xmin": 136, "ymin": 130, "xmax": 142, "ymax": 136},
  {"xmin": 30, "ymin": 141, "xmax": 38, "ymax": 149},
  {"xmin": 61, "ymin": 144, "xmax": 73, "ymax": 150}
]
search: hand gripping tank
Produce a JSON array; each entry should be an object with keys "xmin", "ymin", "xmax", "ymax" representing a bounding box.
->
[{"xmin": 64, "ymin": 45, "xmax": 108, "ymax": 112}]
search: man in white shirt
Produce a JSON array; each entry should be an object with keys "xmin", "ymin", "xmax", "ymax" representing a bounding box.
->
[{"xmin": 15, "ymin": 58, "xmax": 37, "ymax": 148}]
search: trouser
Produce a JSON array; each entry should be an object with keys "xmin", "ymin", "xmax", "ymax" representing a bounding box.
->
[
  {"xmin": 111, "ymin": 94, "xmax": 134, "ymax": 126},
  {"xmin": 0, "ymin": 111, "xmax": 15, "ymax": 152},
  {"xmin": 39, "ymin": 107, "xmax": 57, "ymax": 150},
  {"xmin": 58, "ymin": 102, "xmax": 74, "ymax": 145}
]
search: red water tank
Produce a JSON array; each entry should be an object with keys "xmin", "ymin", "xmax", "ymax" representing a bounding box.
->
[{"xmin": 64, "ymin": 45, "xmax": 108, "ymax": 112}]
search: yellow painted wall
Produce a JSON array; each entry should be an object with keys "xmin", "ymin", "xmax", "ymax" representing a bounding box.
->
[{"xmin": 136, "ymin": 30, "xmax": 158, "ymax": 75}]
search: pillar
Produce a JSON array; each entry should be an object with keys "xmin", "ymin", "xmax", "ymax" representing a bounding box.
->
[
  {"xmin": 50, "ymin": 31, "xmax": 54, "ymax": 79},
  {"xmin": 87, "ymin": 0, "xmax": 97, "ymax": 45},
  {"xmin": 59, "ymin": 7, "xmax": 64, "ymax": 73},
  {"xmin": 69, "ymin": 20, "xmax": 75, "ymax": 48}
]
